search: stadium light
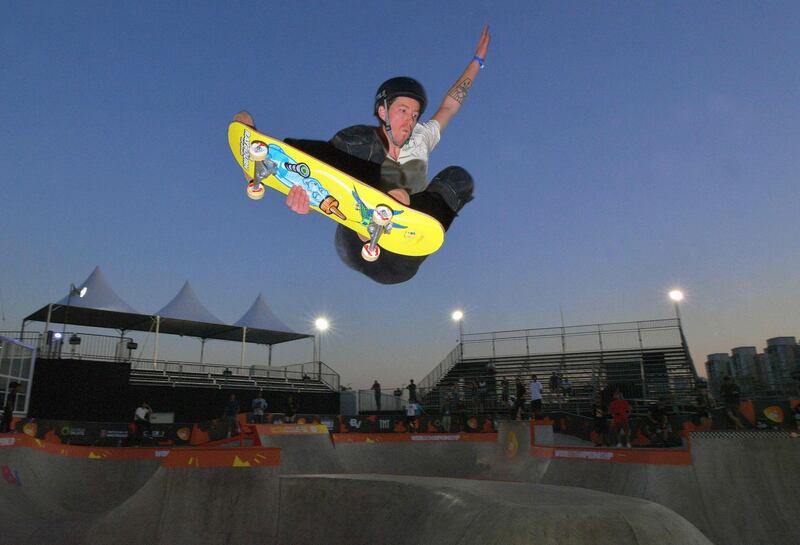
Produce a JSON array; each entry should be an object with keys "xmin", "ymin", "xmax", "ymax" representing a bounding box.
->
[{"xmin": 452, "ymin": 309, "xmax": 464, "ymax": 359}]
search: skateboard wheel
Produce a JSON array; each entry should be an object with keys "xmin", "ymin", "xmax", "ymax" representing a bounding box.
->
[
  {"xmin": 249, "ymin": 141, "xmax": 268, "ymax": 162},
  {"xmin": 361, "ymin": 243, "xmax": 380, "ymax": 262},
  {"xmin": 246, "ymin": 181, "xmax": 265, "ymax": 200},
  {"xmin": 372, "ymin": 205, "xmax": 393, "ymax": 227}
]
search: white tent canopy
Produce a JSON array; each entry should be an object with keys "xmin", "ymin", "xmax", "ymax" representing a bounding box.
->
[
  {"xmin": 236, "ymin": 293, "xmax": 294, "ymax": 332},
  {"xmin": 157, "ymin": 281, "xmax": 223, "ymax": 324},
  {"xmin": 24, "ymin": 266, "xmax": 311, "ymax": 365}
]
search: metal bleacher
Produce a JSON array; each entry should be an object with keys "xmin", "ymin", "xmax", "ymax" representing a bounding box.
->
[
  {"xmin": 128, "ymin": 359, "xmax": 337, "ymax": 393},
  {"xmin": 417, "ymin": 319, "xmax": 699, "ymax": 416},
  {"xmin": 1, "ymin": 330, "xmax": 339, "ymax": 395}
]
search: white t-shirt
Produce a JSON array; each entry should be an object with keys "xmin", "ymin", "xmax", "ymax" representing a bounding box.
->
[
  {"xmin": 252, "ymin": 397, "xmax": 267, "ymax": 415},
  {"xmin": 135, "ymin": 407, "xmax": 149, "ymax": 421},
  {"xmin": 406, "ymin": 403, "xmax": 417, "ymax": 417},
  {"xmin": 381, "ymin": 120, "xmax": 441, "ymax": 195},
  {"xmin": 530, "ymin": 381, "xmax": 543, "ymax": 401}
]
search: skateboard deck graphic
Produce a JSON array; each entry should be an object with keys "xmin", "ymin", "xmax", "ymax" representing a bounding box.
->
[{"xmin": 228, "ymin": 122, "xmax": 445, "ymax": 258}]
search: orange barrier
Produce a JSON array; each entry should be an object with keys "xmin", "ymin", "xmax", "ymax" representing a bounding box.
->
[
  {"xmin": 333, "ymin": 433, "xmax": 497, "ymax": 443},
  {"xmin": 255, "ymin": 423, "xmax": 330, "ymax": 435},
  {"xmin": 162, "ymin": 447, "xmax": 280, "ymax": 468},
  {"xmin": 0, "ymin": 434, "xmax": 280, "ymax": 468},
  {"xmin": 530, "ymin": 444, "xmax": 692, "ymax": 465}
]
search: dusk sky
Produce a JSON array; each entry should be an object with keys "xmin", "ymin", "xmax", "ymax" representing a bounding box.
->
[{"xmin": 2, "ymin": 1, "xmax": 799, "ymax": 390}]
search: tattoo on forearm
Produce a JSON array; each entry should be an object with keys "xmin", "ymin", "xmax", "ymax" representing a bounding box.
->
[{"xmin": 448, "ymin": 78, "xmax": 473, "ymax": 105}]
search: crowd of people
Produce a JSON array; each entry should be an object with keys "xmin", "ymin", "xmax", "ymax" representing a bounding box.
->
[{"xmin": 391, "ymin": 372, "xmax": 770, "ymax": 442}]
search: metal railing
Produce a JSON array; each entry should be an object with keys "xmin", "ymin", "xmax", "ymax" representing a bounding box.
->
[
  {"xmin": 460, "ymin": 319, "xmax": 684, "ymax": 359},
  {"xmin": 1, "ymin": 331, "xmax": 340, "ymax": 393},
  {"xmin": 413, "ymin": 319, "xmax": 698, "ymax": 416},
  {"xmin": 419, "ymin": 345, "xmax": 461, "ymax": 392},
  {"xmin": 1, "ymin": 331, "xmax": 134, "ymax": 362},
  {"xmin": 353, "ymin": 390, "xmax": 408, "ymax": 412},
  {"xmin": 130, "ymin": 359, "xmax": 339, "ymax": 392}
]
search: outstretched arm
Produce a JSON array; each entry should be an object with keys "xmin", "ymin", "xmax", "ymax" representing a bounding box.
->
[{"xmin": 432, "ymin": 25, "xmax": 491, "ymax": 132}]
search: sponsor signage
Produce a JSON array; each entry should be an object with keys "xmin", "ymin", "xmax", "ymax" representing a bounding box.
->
[{"xmin": 554, "ymin": 449, "xmax": 614, "ymax": 461}]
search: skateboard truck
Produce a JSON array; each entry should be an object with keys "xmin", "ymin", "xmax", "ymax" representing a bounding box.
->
[
  {"xmin": 246, "ymin": 141, "xmax": 275, "ymax": 200},
  {"xmin": 361, "ymin": 205, "xmax": 393, "ymax": 262}
]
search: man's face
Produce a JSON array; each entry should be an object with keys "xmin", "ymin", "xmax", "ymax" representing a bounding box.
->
[{"xmin": 379, "ymin": 96, "xmax": 421, "ymax": 143}]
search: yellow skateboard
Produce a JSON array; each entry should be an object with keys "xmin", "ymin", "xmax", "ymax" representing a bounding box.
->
[{"xmin": 228, "ymin": 122, "xmax": 445, "ymax": 260}]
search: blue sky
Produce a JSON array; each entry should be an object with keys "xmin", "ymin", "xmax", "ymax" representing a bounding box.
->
[{"xmin": 2, "ymin": 1, "xmax": 799, "ymax": 389}]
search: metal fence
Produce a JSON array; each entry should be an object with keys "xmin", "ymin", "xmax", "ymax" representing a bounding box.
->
[
  {"xmin": 0, "ymin": 335, "xmax": 36, "ymax": 417},
  {"xmin": 0, "ymin": 331, "xmax": 339, "ymax": 392},
  {"xmin": 415, "ymin": 319, "xmax": 698, "ymax": 416}
]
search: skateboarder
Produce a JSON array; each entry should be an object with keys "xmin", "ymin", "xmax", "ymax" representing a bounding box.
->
[{"xmin": 235, "ymin": 26, "xmax": 490, "ymax": 283}]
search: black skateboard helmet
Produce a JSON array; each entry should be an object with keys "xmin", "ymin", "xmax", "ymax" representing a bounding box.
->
[{"xmin": 374, "ymin": 77, "xmax": 427, "ymax": 117}]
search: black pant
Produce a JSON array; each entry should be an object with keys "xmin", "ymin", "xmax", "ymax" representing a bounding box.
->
[
  {"xmin": 334, "ymin": 167, "xmax": 469, "ymax": 284},
  {"xmin": 285, "ymin": 133, "xmax": 472, "ymax": 284},
  {"xmin": 0, "ymin": 409, "xmax": 12, "ymax": 433},
  {"xmin": 135, "ymin": 419, "xmax": 151, "ymax": 442}
]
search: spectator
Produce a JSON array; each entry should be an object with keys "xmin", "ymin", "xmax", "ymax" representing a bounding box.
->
[
  {"xmin": 477, "ymin": 378, "xmax": 487, "ymax": 413},
  {"xmin": 371, "ymin": 380, "xmax": 382, "ymax": 411},
  {"xmin": 793, "ymin": 404, "xmax": 800, "ymax": 432},
  {"xmin": 591, "ymin": 399, "xmax": 609, "ymax": 447},
  {"xmin": 133, "ymin": 402, "xmax": 152, "ymax": 444},
  {"xmin": 600, "ymin": 384, "xmax": 613, "ymax": 413},
  {"xmin": 645, "ymin": 401, "xmax": 670, "ymax": 445},
  {"xmin": 720, "ymin": 375, "xmax": 745, "ymax": 429},
  {"xmin": 561, "ymin": 377, "xmax": 572, "ymax": 398},
  {"xmin": 486, "ymin": 362, "xmax": 497, "ymax": 408},
  {"xmin": 223, "ymin": 394, "xmax": 240, "ymax": 437},
  {"xmin": 393, "ymin": 387, "xmax": 403, "ymax": 398},
  {"xmin": 251, "ymin": 391, "xmax": 267, "ymax": 424},
  {"xmin": 1, "ymin": 381, "xmax": 21, "ymax": 433},
  {"xmin": 405, "ymin": 401, "xmax": 418, "ymax": 432},
  {"xmin": 608, "ymin": 389, "xmax": 631, "ymax": 448},
  {"xmin": 695, "ymin": 383, "xmax": 714, "ymax": 429},
  {"xmin": 529, "ymin": 374, "xmax": 543, "ymax": 420},
  {"xmin": 512, "ymin": 377, "xmax": 526, "ymax": 420},
  {"xmin": 469, "ymin": 378, "xmax": 479, "ymax": 411},
  {"xmin": 441, "ymin": 393, "xmax": 452, "ymax": 432},
  {"xmin": 285, "ymin": 396, "xmax": 298, "ymax": 423},
  {"xmin": 407, "ymin": 379, "xmax": 418, "ymax": 403},
  {"xmin": 500, "ymin": 378, "xmax": 509, "ymax": 408},
  {"xmin": 549, "ymin": 372, "xmax": 561, "ymax": 398}
]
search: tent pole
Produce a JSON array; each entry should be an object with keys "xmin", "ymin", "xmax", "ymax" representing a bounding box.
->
[
  {"xmin": 268, "ymin": 344, "xmax": 272, "ymax": 368},
  {"xmin": 200, "ymin": 339, "xmax": 206, "ymax": 364},
  {"xmin": 240, "ymin": 327, "xmax": 247, "ymax": 368},
  {"xmin": 153, "ymin": 316, "xmax": 160, "ymax": 369},
  {"xmin": 44, "ymin": 304, "xmax": 53, "ymax": 339}
]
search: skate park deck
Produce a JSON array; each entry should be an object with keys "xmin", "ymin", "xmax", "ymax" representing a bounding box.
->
[{"xmin": 0, "ymin": 423, "xmax": 797, "ymax": 545}]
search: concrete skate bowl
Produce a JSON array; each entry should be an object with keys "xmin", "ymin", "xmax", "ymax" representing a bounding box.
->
[{"xmin": 1, "ymin": 424, "xmax": 796, "ymax": 545}]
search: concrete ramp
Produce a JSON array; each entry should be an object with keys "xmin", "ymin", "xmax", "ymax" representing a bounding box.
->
[
  {"xmin": 256, "ymin": 423, "xmax": 344, "ymax": 473},
  {"xmin": 277, "ymin": 474, "xmax": 713, "ymax": 545},
  {"xmin": 3, "ymin": 423, "xmax": 799, "ymax": 545},
  {"xmin": 334, "ymin": 433, "xmax": 497, "ymax": 477},
  {"xmin": 85, "ymin": 467, "xmax": 283, "ymax": 545},
  {"xmin": 689, "ymin": 432, "xmax": 800, "ymax": 545}
]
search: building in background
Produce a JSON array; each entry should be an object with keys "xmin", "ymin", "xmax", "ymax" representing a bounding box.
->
[
  {"xmin": 706, "ymin": 336, "xmax": 800, "ymax": 398},
  {"xmin": 705, "ymin": 353, "xmax": 732, "ymax": 397}
]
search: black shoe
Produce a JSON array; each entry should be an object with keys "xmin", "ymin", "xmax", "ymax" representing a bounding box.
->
[{"xmin": 427, "ymin": 167, "xmax": 474, "ymax": 213}]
